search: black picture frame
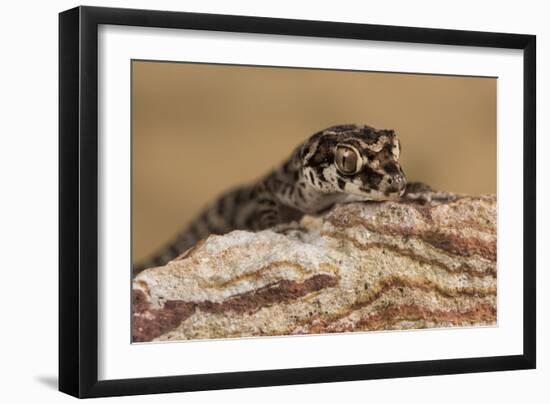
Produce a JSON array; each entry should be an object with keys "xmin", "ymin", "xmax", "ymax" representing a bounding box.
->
[{"xmin": 59, "ymin": 5, "xmax": 536, "ymax": 398}]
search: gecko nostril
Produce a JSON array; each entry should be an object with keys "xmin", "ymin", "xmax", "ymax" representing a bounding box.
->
[{"xmin": 387, "ymin": 174, "xmax": 405, "ymax": 192}]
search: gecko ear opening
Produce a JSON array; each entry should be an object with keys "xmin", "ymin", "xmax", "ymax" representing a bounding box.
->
[{"xmin": 335, "ymin": 144, "xmax": 362, "ymax": 175}]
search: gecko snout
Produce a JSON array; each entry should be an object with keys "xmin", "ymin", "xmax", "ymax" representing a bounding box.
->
[{"xmin": 386, "ymin": 173, "xmax": 407, "ymax": 195}]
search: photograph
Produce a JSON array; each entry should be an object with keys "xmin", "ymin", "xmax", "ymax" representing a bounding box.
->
[{"xmin": 130, "ymin": 60, "xmax": 497, "ymax": 343}]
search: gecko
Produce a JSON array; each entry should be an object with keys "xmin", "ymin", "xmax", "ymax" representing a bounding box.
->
[{"xmin": 134, "ymin": 124, "xmax": 415, "ymax": 274}]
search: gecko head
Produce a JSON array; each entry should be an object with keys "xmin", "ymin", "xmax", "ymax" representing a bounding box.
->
[{"xmin": 301, "ymin": 124, "xmax": 407, "ymax": 201}]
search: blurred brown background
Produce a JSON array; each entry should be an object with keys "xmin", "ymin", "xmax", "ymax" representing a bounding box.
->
[{"xmin": 132, "ymin": 60, "xmax": 496, "ymax": 263}]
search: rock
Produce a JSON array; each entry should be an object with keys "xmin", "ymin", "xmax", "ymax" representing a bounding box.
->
[{"xmin": 132, "ymin": 195, "xmax": 496, "ymax": 342}]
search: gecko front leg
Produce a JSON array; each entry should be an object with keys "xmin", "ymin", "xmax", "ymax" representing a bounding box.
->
[
  {"xmin": 252, "ymin": 186, "xmax": 308, "ymax": 236},
  {"xmin": 402, "ymin": 181, "xmax": 459, "ymax": 204}
]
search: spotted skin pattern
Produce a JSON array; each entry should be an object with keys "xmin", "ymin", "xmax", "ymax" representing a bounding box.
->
[{"xmin": 134, "ymin": 124, "xmax": 409, "ymax": 274}]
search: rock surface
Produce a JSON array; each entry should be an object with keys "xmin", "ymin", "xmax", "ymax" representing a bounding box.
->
[{"xmin": 132, "ymin": 195, "xmax": 496, "ymax": 342}]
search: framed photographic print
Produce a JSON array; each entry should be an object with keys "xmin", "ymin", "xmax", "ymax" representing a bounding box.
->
[{"xmin": 59, "ymin": 5, "xmax": 536, "ymax": 398}]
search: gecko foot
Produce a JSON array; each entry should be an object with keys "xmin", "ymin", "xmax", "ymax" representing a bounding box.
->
[
  {"xmin": 402, "ymin": 182, "xmax": 460, "ymax": 204},
  {"xmin": 269, "ymin": 222, "xmax": 311, "ymax": 243}
]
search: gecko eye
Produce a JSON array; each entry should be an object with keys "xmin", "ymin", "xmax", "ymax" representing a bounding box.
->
[{"xmin": 335, "ymin": 145, "xmax": 362, "ymax": 175}]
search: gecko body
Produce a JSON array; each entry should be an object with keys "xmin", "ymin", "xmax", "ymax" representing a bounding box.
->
[{"xmin": 134, "ymin": 124, "xmax": 407, "ymax": 273}]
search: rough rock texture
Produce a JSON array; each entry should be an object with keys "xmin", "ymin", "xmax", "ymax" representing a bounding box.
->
[{"xmin": 132, "ymin": 195, "xmax": 496, "ymax": 342}]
